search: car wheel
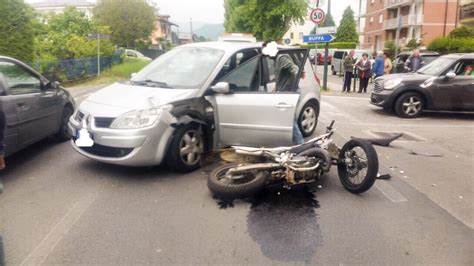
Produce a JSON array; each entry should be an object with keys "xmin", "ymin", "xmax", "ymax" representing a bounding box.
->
[
  {"xmin": 167, "ymin": 123, "xmax": 205, "ymax": 172},
  {"xmin": 394, "ymin": 92, "xmax": 424, "ymax": 118},
  {"xmin": 298, "ymin": 101, "xmax": 319, "ymax": 137},
  {"xmin": 332, "ymin": 66, "xmax": 337, "ymax": 75},
  {"xmin": 56, "ymin": 105, "xmax": 74, "ymax": 142}
]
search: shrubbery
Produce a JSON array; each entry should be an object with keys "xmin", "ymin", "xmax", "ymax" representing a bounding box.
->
[
  {"xmin": 427, "ymin": 37, "xmax": 474, "ymax": 54},
  {"xmin": 300, "ymin": 42, "xmax": 357, "ymax": 49}
]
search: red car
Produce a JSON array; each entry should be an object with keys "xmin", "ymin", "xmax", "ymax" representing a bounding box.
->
[{"xmin": 317, "ymin": 52, "xmax": 332, "ymax": 65}]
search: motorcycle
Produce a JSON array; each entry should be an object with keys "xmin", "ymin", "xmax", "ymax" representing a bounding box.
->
[{"xmin": 208, "ymin": 121, "xmax": 379, "ymax": 198}]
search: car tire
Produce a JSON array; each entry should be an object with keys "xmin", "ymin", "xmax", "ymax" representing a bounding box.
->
[
  {"xmin": 394, "ymin": 92, "xmax": 424, "ymax": 118},
  {"xmin": 332, "ymin": 66, "xmax": 337, "ymax": 75},
  {"xmin": 56, "ymin": 105, "xmax": 74, "ymax": 142},
  {"xmin": 298, "ymin": 101, "xmax": 319, "ymax": 137},
  {"xmin": 167, "ymin": 123, "xmax": 205, "ymax": 172}
]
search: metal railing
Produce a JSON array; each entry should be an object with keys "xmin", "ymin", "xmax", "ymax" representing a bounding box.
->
[
  {"xmin": 385, "ymin": 0, "xmax": 417, "ymax": 9},
  {"xmin": 384, "ymin": 14, "xmax": 423, "ymax": 29}
]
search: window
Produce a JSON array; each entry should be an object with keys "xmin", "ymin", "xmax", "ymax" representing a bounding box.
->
[
  {"xmin": 299, "ymin": 32, "xmax": 303, "ymax": 39},
  {"xmin": 370, "ymin": 16, "xmax": 374, "ymax": 23},
  {"xmin": 220, "ymin": 56, "xmax": 260, "ymax": 92},
  {"xmin": 290, "ymin": 32, "xmax": 294, "ymax": 39},
  {"xmin": 0, "ymin": 61, "xmax": 41, "ymax": 95},
  {"xmin": 215, "ymin": 49, "xmax": 259, "ymax": 81},
  {"xmin": 451, "ymin": 59, "xmax": 474, "ymax": 76},
  {"xmin": 368, "ymin": 35, "xmax": 372, "ymax": 44},
  {"xmin": 371, "ymin": 0, "xmax": 375, "ymax": 4},
  {"xmin": 379, "ymin": 14, "xmax": 383, "ymax": 23}
]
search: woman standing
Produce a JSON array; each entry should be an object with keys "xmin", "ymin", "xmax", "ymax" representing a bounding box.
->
[
  {"xmin": 356, "ymin": 53, "xmax": 372, "ymax": 93},
  {"xmin": 384, "ymin": 52, "xmax": 393, "ymax": 75}
]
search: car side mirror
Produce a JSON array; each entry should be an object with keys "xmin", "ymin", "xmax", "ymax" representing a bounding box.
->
[
  {"xmin": 446, "ymin": 72, "xmax": 456, "ymax": 79},
  {"xmin": 44, "ymin": 80, "xmax": 60, "ymax": 90},
  {"xmin": 210, "ymin": 82, "xmax": 230, "ymax": 94}
]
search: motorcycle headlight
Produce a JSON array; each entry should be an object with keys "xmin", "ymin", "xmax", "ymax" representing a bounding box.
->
[
  {"xmin": 110, "ymin": 108, "xmax": 161, "ymax": 129},
  {"xmin": 383, "ymin": 78, "xmax": 402, "ymax": 90},
  {"xmin": 420, "ymin": 77, "xmax": 436, "ymax": 88}
]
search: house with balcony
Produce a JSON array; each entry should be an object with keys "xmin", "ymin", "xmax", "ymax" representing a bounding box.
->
[
  {"xmin": 150, "ymin": 14, "xmax": 180, "ymax": 48},
  {"xmin": 363, "ymin": 0, "xmax": 458, "ymax": 52},
  {"xmin": 459, "ymin": 0, "xmax": 474, "ymax": 27}
]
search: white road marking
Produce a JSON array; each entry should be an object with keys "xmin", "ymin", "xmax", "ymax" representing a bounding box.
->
[
  {"xmin": 375, "ymin": 181, "xmax": 408, "ymax": 203},
  {"xmin": 20, "ymin": 191, "xmax": 98, "ymax": 266}
]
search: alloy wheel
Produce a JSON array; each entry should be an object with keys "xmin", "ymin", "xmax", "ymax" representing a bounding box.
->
[
  {"xmin": 179, "ymin": 130, "xmax": 203, "ymax": 166},
  {"xmin": 402, "ymin": 96, "xmax": 422, "ymax": 116},
  {"xmin": 301, "ymin": 106, "xmax": 317, "ymax": 134}
]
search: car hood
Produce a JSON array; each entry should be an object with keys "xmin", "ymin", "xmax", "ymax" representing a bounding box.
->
[
  {"xmin": 84, "ymin": 82, "xmax": 199, "ymax": 110},
  {"xmin": 377, "ymin": 73, "xmax": 433, "ymax": 84}
]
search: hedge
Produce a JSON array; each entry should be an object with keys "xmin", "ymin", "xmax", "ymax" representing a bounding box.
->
[
  {"xmin": 300, "ymin": 42, "xmax": 357, "ymax": 49},
  {"xmin": 427, "ymin": 37, "xmax": 474, "ymax": 54}
]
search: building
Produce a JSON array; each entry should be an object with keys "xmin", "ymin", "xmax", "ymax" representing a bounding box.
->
[
  {"xmin": 362, "ymin": 0, "xmax": 459, "ymax": 52},
  {"xmin": 31, "ymin": 0, "xmax": 95, "ymax": 19},
  {"xmin": 459, "ymin": 0, "xmax": 474, "ymax": 27},
  {"xmin": 151, "ymin": 14, "xmax": 180, "ymax": 48},
  {"xmin": 282, "ymin": 20, "xmax": 315, "ymax": 45}
]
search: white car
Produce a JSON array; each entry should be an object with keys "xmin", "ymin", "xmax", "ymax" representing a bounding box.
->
[{"xmin": 69, "ymin": 42, "xmax": 321, "ymax": 171}]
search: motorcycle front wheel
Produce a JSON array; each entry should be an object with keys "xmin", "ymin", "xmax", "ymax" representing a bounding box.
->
[
  {"xmin": 208, "ymin": 163, "xmax": 267, "ymax": 198},
  {"xmin": 337, "ymin": 139, "xmax": 378, "ymax": 194}
]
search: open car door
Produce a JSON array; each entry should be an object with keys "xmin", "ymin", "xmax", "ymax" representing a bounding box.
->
[{"xmin": 211, "ymin": 48, "xmax": 309, "ymax": 148}]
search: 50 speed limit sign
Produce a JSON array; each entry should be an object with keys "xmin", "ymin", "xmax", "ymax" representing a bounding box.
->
[{"xmin": 310, "ymin": 8, "xmax": 325, "ymax": 24}]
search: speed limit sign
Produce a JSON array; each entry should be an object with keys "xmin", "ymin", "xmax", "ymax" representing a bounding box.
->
[{"xmin": 310, "ymin": 8, "xmax": 325, "ymax": 24}]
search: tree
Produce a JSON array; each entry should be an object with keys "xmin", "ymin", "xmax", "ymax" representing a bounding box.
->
[
  {"xmin": 448, "ymin": 26, "xmax": 474, "ymax": 39},
  {"xmin": 94, "ymin": 0, "xmax": 156, "ymax": 47},
  {"xmin": 0, "ymin": 0, "xmax": 36, "ymax": 61},
  {"xmin": 335, "ymin": 7, "xmax": 358, "ymax": 43},
  {"xmin": 224, "ymin": 0, "xmax": 307, "ymax": 41}
]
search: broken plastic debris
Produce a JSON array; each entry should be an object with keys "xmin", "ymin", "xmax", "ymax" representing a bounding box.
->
[
  {"xmin": 431, "ymin": 184, "xmax": 438, "ymax": 187},
  {"xmin": 377, "ymin": 174, "xmax": 391, "ymax": 180},
  {"xmin": 409, "ymin": 150, "xmax": 443, "ymax": 157},
  {"xmin": 403, "ymin": 176, "xmax": 410, "ymax": 179},
  {"xmin": 399, "ymin": 170, "xmax": 405, "ymax": 174},
  {"xmin": 317, "ymin": 185, "xmax": 322, "ymax": 189},
  {"xmin": 458, "ymin": 196, "xmax": 463, "ymax": 199}
]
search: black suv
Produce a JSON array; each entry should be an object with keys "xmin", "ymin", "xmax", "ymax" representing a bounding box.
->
[
  {"xmin": 392, "ymin": 51, "xmax": 440, "ymax": 73},
  {"xmin": 371, "ymin": 54, "xmax": 474, "ymax": 118}
]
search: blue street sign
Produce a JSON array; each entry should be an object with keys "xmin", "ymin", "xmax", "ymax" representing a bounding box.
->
[{"xmin": 303, "ymin": 34, "xmax": 335, "ymax": 43}]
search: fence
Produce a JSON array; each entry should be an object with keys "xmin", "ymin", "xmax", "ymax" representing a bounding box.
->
[{"xmin": 30, "ymin": 54, "xmax": 122, "ymax": 82}]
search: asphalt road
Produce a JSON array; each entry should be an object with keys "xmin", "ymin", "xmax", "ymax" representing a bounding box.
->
[{"xmin": 0, "ymin": 85, "xmax": 473, "ymax": 265}]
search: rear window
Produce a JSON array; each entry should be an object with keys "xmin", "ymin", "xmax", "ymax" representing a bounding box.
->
[{"xmin": 334, "ymin": 51, "xmax": 345, "ymax": 59}]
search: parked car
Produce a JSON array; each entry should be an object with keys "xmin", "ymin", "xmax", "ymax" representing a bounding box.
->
[
  {"xmin": 370, "ymin": 53, "xmax": 474, "ymax": 118},
  {"xmin": 69, "ymin": 42, "xmax": 321, "ymax": 171},
  {"xmin": 124, "ymin": 49, "xmax": 152, "ymax": 61},
  {"xmin": 0, "ymin": 56, "xmax": 75, "ymax": 156},
  {"xmin": 392, "ymin": 51, "xmax": 439, "ymax": 74},
  {"xmin": 309, "ymin": 49, "xmax": 333, "ymax": 65},
  {"xmin": 331, "ymin": 49, "xmax": 368, "ymax": 75}
]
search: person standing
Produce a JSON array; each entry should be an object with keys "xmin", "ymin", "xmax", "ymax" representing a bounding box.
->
[
  {"xmin": 356, "ymin": 53, "xmax": 372, "ymax": 93},
  {"xmin": 342, "ymin": 50, "xmax": 356, "ymax": 93},
  {"xmin": 373, "ymin": 51, "xmax": 385, "ymax": 78},
  {"xmin": 384, "ymin": 52, "xmax": 393, "ymax": 74},
  {"xmin": 404, "ymin": 48, "xmax": 424, "ymax": 73}
]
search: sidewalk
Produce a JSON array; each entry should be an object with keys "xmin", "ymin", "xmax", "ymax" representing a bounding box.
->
[{"xmin": 321, "ymin": 79, "xmax": 374, "ymax": 97}]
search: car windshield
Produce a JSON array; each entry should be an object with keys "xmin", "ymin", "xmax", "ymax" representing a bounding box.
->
[
  {"xmin": 417, "ymin": 57, "xmax": 457, "ymax": 75},
  {"xmin": 131, "ymin": 46, "xmax": 225, "ymax": 89}
]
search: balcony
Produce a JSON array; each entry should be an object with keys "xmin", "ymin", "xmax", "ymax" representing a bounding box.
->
[
  {"xmin": 459, "ymin": 3, "xmax": 474, "ymax": 26},
  {"xmin": 384, "ymin": 14, "xmax": 423, "ymax": 29}
]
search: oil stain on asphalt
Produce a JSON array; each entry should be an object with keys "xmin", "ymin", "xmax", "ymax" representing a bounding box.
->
[{"xmin": 215, "ymin": 186, "xmax": 322, "ymax": 262}]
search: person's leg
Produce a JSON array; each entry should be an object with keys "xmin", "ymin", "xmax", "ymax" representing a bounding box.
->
[
  {"xmin": 293, "ymin": 119, "xmax": 304, "ymax": 145},
  {"xmin": 358, "ymin": 77, "xmax": 363, "ymax": 93},
  {"xmin": 343, "ymin": 72, "xmax": 349, "ymax": 92},
  {"xmin": 364, "ymin": 78, "xmax": 369, "ymax": 92}
]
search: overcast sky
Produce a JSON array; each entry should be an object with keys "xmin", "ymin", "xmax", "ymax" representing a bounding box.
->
[{"xmin": 27, "ymin": 0, "xmax": 362, "ymax": 25}]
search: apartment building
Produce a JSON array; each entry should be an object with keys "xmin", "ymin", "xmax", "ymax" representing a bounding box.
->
[
  {"xmin": 363, "ymin": 0, "xmax": 458, "ymax": 52},
  {"xmin": 459, "ymin": 0, "xmax": 474, "ymax": 27}
]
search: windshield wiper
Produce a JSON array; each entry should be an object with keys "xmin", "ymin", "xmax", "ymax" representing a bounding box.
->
[{"xmin": 132, "ymin": 79, "xmax": 173, "ymax": 88}]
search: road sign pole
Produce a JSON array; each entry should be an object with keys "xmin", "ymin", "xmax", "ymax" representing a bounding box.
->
[
  {"xmin": 323, "ymin": 42, "xmax": 329, "ymax": 90},
  {"xmin": 97, "ymin": 34, "xmax": 100, "ymax": 76}
]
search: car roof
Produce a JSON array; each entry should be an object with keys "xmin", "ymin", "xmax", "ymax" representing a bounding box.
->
[
  {"xmin": 180, "ymin": 41, "xmax": 300, "ymax": 54},
  {"xmin": 398, "ymin": 51, "xmax": 439, "ymax": 56},
  {"xmin": 440, "ymin": 53, "xmax": 474, "ymax": 60}
]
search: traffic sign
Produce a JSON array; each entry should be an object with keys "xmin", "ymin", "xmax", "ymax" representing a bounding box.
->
[
  {"xmin": 310, "ymin": 8, "xmax": 325, "ymax": 24},
  {"xmin": 284, "ymin": 38, "xmax": 291, "ymax": 45},
  {"xmin": 303, "ymin": 34, "xmax": 335, "ymax": 43}
]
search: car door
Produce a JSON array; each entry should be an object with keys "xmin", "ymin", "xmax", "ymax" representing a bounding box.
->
[
  {"xmin": 0, "ymin": 72, "xmax": 20, "ymax": 156},
  {"xmin": 430, "ymin": 59, "xmax": 474, "ymax": 111},
  {"xmin": 0, "ymin": 60, "xmax": 55, "ymax": 146},
  {"xmin": 210, "ymin": 49, "xmax": 307, "ymax": 148}
]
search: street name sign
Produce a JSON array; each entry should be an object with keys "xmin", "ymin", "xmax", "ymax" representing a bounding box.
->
[
  {"xmin": 303, "ymin": 34, "xmax": 335, "ymax": 43},
  {"xmin": 316, "ymin": 26, "xmax": 337, "ymax": 35}
]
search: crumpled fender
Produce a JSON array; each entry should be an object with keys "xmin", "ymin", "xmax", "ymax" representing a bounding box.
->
[{"xmin": 171, "ymin": 115, "xmax": 208, "ymax": 127}]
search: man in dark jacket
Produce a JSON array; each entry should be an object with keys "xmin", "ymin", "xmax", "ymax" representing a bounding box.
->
[
  {"xmin": 404, "ymin": 49, "xmax": 424, "ymax": 72},
  {"xmin": 342, "ymin": 50, "xmax": 356, "ymax": 93}
]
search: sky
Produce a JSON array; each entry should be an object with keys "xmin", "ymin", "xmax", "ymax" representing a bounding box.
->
[{"xmin": 26, "ymin": 0, "xmax": 362, "ymax": 26}]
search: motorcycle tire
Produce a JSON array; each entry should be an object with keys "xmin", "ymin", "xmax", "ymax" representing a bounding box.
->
[
  {"xmin": 208, "ymin": 163, "xmax": 267, "ymax": 199},
  {"xmin": 337, "ymin": 139, "xmax": 378, "ymax": 194}
]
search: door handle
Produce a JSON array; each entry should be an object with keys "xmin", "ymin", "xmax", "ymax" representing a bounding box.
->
[
  {"xmin": 274, "ymin": 103, "xmax": 293, "ymax": 109},
  {"xmin": 17, "ymin": 102, "xmax": 30, "ymax": 110}
]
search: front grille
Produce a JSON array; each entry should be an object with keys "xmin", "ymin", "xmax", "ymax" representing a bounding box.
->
[
  {"xmin": 374, "ymin": 81, "xmax": 383, "ymax": 92},
  {"xmin": 95, "ymin": 117, "xmax": 114, "ymax": 128},
  {"xmin": 78, "ymin": 143, "xmax": 133, "ymax": 158},
  {"xmin": 75, "ymin": 111, "xmax": 85, "ymax": 122}
]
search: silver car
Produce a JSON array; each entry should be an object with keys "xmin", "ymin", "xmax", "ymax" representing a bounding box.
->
[
  {"xmin": 68, "ymin": 42, "xmax": 321, "ymax": 171},
  {"xmin": 0, "ymin": 56, "xmax": 75, "ymax": 156}
]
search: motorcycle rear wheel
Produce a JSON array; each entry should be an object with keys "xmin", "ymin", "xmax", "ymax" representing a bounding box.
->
[
  {"xmin": 208, "ymin": 163, "xmax": 267, "ymax": 198},
  {"xmin": 337, "ymin": 139, "xmax": 378, "ymax": 194}
]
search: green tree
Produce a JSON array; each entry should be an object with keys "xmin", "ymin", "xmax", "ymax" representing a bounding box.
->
[
  {"xmin": 335, "ymin": 6, "xmax": 358, "ymax": 43},
  {"xmin": 448, "ymin": 26, "xmax": 474, "ymax": 39},
  {"xmin": 0, "ymin": 0, "xmax": 36, "ymax": 61},
  {"xmin": 224, "ymin": 0, "xmax": 307, "ymax": 41},
  {"xmin": 94, "ymin": 0, "xmax": 156, "ymax": 47}
]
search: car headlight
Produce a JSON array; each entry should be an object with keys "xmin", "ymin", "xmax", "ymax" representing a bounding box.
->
[
  {"xmin": 383, "ymin": 78, "xmax": 402, "ymax": 90},
  {"xmin": 420, "ymin": 77, "xmax": 436, "ymax": 88},
  {"xmin": 110, "ymin": 108, "xmax": 161, "ymax": 129}
]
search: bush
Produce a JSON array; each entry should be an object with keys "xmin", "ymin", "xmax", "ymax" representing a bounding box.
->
[
  {"xmin": 300, "ymin": 42, "xmax": 357, "ymax": 49},
  {"xmin": 448, "ymin": 26, "xmax": 474, "ymax": 39},
  {"xmin": 427, "ymin": 37, "xmax": 474, "ymax": 54}
]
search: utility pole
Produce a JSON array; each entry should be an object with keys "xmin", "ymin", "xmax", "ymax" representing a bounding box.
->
[
  {"xmin": 190, "ymin": 17, "xmax": 193, "ymax": 41},
  {"xmin": 323, "ymin": 0, "xmax": 330, "ymax": 90}
]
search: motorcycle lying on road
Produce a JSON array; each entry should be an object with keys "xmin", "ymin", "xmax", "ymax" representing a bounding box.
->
[{"xmin": 208, "ymin": 121, "xmax": 379, "ymax": 198}]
